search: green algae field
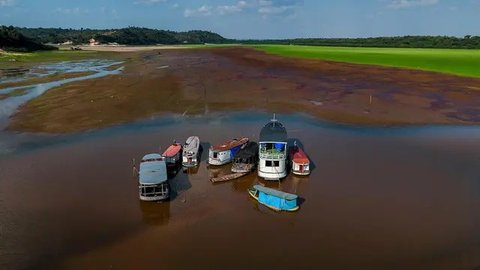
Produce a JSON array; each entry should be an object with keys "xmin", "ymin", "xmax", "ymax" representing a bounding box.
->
[{"xmin": 255, "ymin": 45, "xmax": 480, "ymax": 78}]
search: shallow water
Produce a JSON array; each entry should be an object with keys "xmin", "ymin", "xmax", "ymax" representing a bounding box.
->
[
  {"xmin": 0, "ymin": 60, "xmax": 123, "ymax": 129},
  {"xmin": 0, "ymin": 112, "xmax": 479, "ymax": 269}
]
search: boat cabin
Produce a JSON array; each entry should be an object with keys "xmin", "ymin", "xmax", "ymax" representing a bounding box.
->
[
  {"xmin": 232, "ymin": 141, "xmax": 258, "ymax": 173},
  {"xmin": 138, "ymin": 154, "xmax": 169, "ymax": 201},
  {"xmin": 209, "ymin": 137, "xmax": 249, "ymax": 166},
  {"xmin": 258, "ymin": 115, "xmax": 288, "ymax": 180},
  {"xmin": 290, "ymin": 143, "xmax": 310, "ymax": 176},
  {"xmin": 162, "ymin": 142, "xmax": 182, "ymax": 167},
  {"xmin": 182, "ymin": 136, "xmax": 200, "ymax": 167}
]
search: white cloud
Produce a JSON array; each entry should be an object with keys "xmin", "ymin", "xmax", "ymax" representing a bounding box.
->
[
  {"xmin": 54, "ymin": 7, "xmax": 90, "ymax": 15},
  {"xmin": 184, "ymin": 0, "xmax": 301, "ymax": 18},
  {"xmin": 0, "ymin": 0, "xmax": 15, "ymax": 7},
  {"xmin": 184, "ymin": 5, "xmax": 212, "ymax": 17},
  {"xmin": 172, "ymin": 3, "xmax": 179, "ymax": 9},
  {"xmin": 388, "ymin": 0, "xmax": 439, "ymax": 9},
  {"xmin": 217, "ymin": 1, "xmax": 247, "ymax": 15},
  {"xmin": 135, "ymin": 0, "xmax": 167, "ymax": 4},
  {"xmin": 256, "ymin": 0, "xmax": 302, "ymax": 16}
]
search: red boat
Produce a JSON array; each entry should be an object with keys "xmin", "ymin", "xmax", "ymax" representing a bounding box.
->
[
  {"xmin": 290, "ymin": 144, "xmax": 310, "ymax": 176},
  {"xmin": 162, "ymin": 142, "xmax": 182, "ymax": 167}
]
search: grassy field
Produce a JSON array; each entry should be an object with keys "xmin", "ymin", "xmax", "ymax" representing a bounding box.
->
[{"xmin": 254, "ymin": 45, "xmax": 480, "ymax": 78}]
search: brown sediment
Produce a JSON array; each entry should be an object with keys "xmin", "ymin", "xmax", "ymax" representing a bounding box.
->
[
  {"xmin": 0, "ymin": 71, "xmax": 96, "ymax": 89},
  {"xmin": 8, "ymin": 47, "xmax": 480, "ymax": 133},
  {"xmin": 2, "ymin": 119, "xmax": 480, "ymax": 269}
]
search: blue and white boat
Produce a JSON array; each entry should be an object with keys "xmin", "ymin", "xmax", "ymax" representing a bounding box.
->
[
  {"xmin": 208, "ymin": 137, "xmax": 249, "ymax": 166},
  {"xmin": 248, "ymin": 185, "xmax": 299, "ymax": 212},
  {"xmin": 138, "ymin": 153, "xmax": 169, "ymax": 201}
]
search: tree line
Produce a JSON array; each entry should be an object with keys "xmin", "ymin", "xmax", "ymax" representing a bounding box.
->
[
  {"xmin": 0, "ymin": 26, "xmax": 57, "ymax": 52},
  {"xmin": 239, "ymin": 36, "xmax": 480, "ymax": 49},
  {"xmin": 16, "ymin": 27, "xmax": 226, "ymax": 45},
  {"xmin": 3, "ymin": 25, "xmax": 480, "ymax": 51}
]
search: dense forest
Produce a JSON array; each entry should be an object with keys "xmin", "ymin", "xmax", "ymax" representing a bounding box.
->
[
  {"xmin": 240, "ymin": 36, "xmax": 480, "ymax": 49},
  {"xmin": 3, "ymin": 25, "xmax": 480, "ymax": 50},
  {"xmin": 0, "ymin": 26, "xmax": 57, "ymax": 52},
  {"xmin": 16, "ymin": 27, "xmax": 226, "ymax": 45}
]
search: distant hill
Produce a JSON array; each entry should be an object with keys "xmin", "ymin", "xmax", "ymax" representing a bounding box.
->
[
  {"xmin": 0, "ymin": 26, "xmax": 57, "ymax": 52},
  {"xmin": 16, "ymin": 27, "xmax": 226, "ymax": 45}
]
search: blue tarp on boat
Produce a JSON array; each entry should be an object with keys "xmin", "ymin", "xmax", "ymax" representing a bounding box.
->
[
  {"xmin": 230, "ymin": 144, "xmax": 243, "ymax": 157},
  {"xmin": 254, "ymin": 185, "xmax": 298, "ymax": 210}
]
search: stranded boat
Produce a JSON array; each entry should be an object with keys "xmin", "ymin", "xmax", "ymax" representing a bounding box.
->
[
  {"xmin": 182, "ymin": 136, "xmax": 200, "ymax": 167},
  {"xmin": 138, "ymin": 154, "xmax": 169, "ymax": 201},
  {"xmin": 208, "ymin": 137, "xmax": 249, "ymax": 166},
  {"xmin": 248, "ymin": 185, "xmax": 299, "ymax": 212},
  {"xmin": 258, "ymin": 115, "xmax": 288, "ymax": 180},
  {"xmin": 232, "ymin": 141, "xmax": 258, "ymax": 173},
  {"xmin": 289, "ymin": 142, "xmax": 311, "ymax": 176},
  {"xmin": 162, "ymin": 141, "xmax": 182, "ymax": 168}
]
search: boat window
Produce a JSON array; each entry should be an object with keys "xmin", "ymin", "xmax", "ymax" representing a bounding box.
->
[
  {"xmin": 213, "ymin": 152, "xmax": 218, "ymax": 158},
  {"xmin": 141, "ymin": 158, "xmax": 163, "ymax": 163},
  {"xmin": 274, "ymin": 161, "xmax": 279, "ymax": 166},
  {"xmin": 260, "ymin": 143, "xmax": 285, "ymax": 154},
  {"xmin": 265, "ymin": 160, "xmax": 272, "ymax": 167}
]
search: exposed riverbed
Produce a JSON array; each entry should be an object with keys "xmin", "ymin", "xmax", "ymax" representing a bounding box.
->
[{"xmin": 0, "ymin": 59, "xmax": 124, "ymax": 129}]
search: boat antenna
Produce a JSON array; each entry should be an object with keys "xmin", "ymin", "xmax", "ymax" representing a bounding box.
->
[{"xmin": 271, "ymin": 113, "xmax": 278, "ymax": 126}]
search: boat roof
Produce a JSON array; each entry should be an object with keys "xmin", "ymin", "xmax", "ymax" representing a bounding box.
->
[
  {"xmin": 253, "ymin": 185, "xmax": 298, "ymax": 200},
  {"xmin": 139, "ymin": 154, "xmax": 167, "ymax": 184},
  {"xmin": 162, "ymin": 143, "xmax": 182, "ymax": 157},
  {"xmin": 291, "ymin": 146, "xmax": 309, "ymax": 164},
  {"xmin": 234, "ymin": 141, "xmax": 258, "ymax": 159},
  {"xmin": 183, "ymin": 136, "xmax": 200, "ymax": 153},
  {"xmin": 211, "ymin": 137, "xmax": 249, "ymax": 152},
  {"xmin": 260, "ymin": 119, "xmax": 287, "ymax": 143}
]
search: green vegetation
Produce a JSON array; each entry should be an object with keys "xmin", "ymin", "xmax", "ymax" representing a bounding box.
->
[
  {"xmin": 255, "ymin": 45, "xmax": 480, "ymax": 78},
  {"xmin": 16, "ymin": 27, "xmax": 226, "ymax": 45},
  {"xmin": 243, "ymin": 36, "xmax": 480, "ymax": 49},
  {"xmin": 0, "ymin": 26, "xmax": 57, "ymax": 52}
]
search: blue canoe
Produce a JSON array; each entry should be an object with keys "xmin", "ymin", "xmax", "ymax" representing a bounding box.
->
[{"xmin": 248, "ymin": 185, "xmax": 299, "ymax": 212}]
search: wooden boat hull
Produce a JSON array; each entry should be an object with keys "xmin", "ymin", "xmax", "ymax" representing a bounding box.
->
[
  {"xmin": 210, "ymin": 172, "xmax": 248, "ymax": 183},
  {"xmin": 231, "ymin": 163, "xmax": 255, "ymax": 173},
  {"xmin": 248, "ymin": 188, "xmax": 299, "ymax": 212},
  {"xmin": 208, "ymin": 155, "xmax": 232, "ymax": 166}
]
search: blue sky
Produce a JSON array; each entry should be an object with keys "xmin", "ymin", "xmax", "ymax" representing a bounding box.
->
[{"xmin": 0, "ymin": 0, "xmax": 479, "ymax": 39}]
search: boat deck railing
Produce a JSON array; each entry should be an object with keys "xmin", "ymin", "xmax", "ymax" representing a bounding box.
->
[{"xmin": 259, "ymin": 152, "xmax": 285, "ymax": 160}]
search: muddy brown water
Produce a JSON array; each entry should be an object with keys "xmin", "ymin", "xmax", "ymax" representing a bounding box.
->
[{"xmin": 0, "ymin": 112, "xmax": 480, "ymax": 269}]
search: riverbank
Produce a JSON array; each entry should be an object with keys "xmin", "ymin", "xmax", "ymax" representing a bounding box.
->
[{"xmin": 5, "ymin": 47, "xmax": 480, "ymax": 133}]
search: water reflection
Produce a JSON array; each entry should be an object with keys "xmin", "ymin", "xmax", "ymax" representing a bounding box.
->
[{"xmin": 139, "ymin": 201, "xmax": 170, "ymax": 226}]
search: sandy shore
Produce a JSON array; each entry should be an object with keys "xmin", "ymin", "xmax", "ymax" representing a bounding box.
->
[{"xmin": 8, "ymin": 47, "xmax": 480, "ymax": 133}]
